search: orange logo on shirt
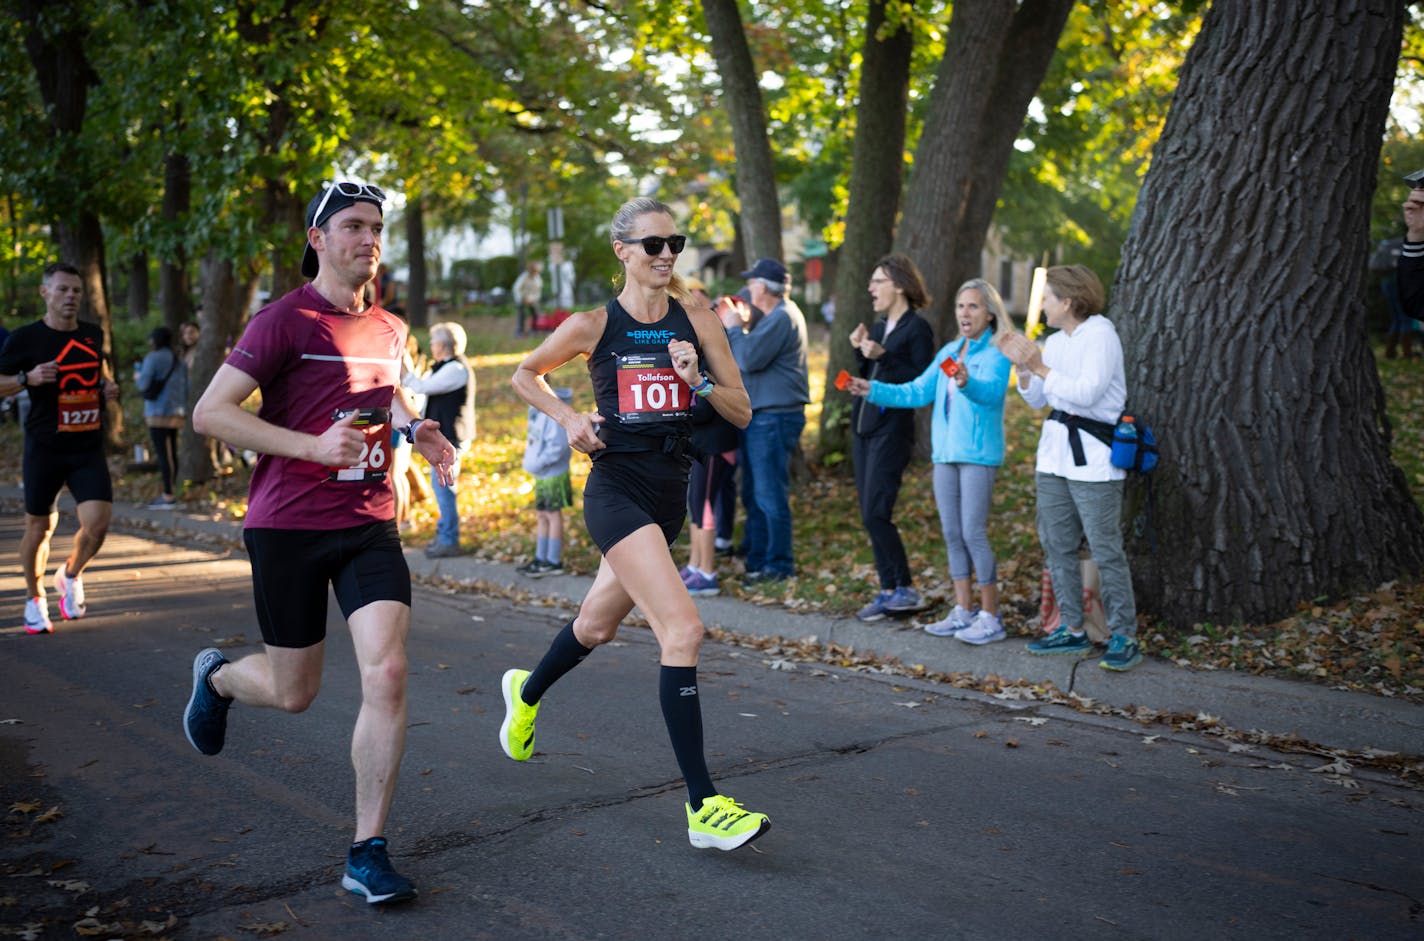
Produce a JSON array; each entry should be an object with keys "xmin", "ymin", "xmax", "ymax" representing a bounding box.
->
[
  {"xmin": 54, "ymin": 336, "xmax": 102, "ymax": 433},
  {"xmin": 55, "ymin": 337, "xmax": 101, "ymax": 390}
]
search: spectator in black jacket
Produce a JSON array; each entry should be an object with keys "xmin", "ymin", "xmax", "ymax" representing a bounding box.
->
[{"xmin": 848, "ymin": 253, "xmax": 935, "ymax": 622}]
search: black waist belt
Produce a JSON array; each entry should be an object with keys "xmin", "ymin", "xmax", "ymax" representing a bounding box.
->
[
  {"xmin": 597, "ymin": 423, "xmax": 692, "ymax": 458},
  {"xmin": 1048, "ymin": 410, "xmax": 1115, "ymax": 467}
]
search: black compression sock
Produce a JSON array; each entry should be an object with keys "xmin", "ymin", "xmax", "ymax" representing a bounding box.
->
[
  {"xmin": 522, "ymin": 619, "xmax": 592, "ymax": 705},
  {"xmin": 660, "ymin": 665, "xmax": 716, "ymax": 809}
]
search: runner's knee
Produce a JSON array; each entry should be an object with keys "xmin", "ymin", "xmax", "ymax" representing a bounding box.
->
[
  {"xmin": 275, "ymin": 682, "xmax": 321, "ymax": 714},
  {"xmin": 572, "ymin": 615, "xmax": 618, "ymax": 648},
  {"xmin": 659, "ymin": 620, "xmax": 705, "ymax": 663},
  {"xmin": 360, "ymin": 650, "xmax": 409, "ymax": 706}
]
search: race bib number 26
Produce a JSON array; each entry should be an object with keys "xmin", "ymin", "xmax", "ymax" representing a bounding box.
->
[
  {"xmin": 327, "ymin": 407, "xmax": 391, "ymax": 483},
  {"xmin": 615, "ymin": 352, "xmax": 690, "ymax": 423}
]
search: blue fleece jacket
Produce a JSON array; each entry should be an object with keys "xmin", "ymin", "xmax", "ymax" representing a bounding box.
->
[{"xmin": 866, "ymin": 330, "xmax": 1010, "ymax": 466}]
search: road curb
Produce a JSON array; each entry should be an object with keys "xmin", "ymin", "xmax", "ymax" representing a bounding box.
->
[{"xmin": 10, "ymin": 486, "xmax": 1421, "ymax": 755}]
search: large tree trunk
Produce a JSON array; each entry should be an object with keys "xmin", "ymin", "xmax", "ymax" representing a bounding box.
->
[
  {"xmin": 160, "ymin": 152, "xmax": 192, "ymax": 333},
  {"xmin": 1113, "ymin": 1, "xmax": 1423, "ymax": 626},
  {"xmin": 127, "ymin": 252, "xmax": 149, "ymax": 320},
  {"xmin": 897, "ymin": 0, "xmax": 1074, "ymax": 342},
  {"xmin": 181, "ymin": 250, "xmax": 259, "ymax": 485},
  {"xmin": 819, "ymin": 0, "xmax": 915, "ymax": 459},
  {"xmin": 406, "ymin": 197, "xmax": 428, "ymax": 327},
  {"xmin": 701, "ymin": 0, "xmax": 783, "ymax": 263},
  {"xmin": 17, "ymin": 0, "xmax": 121, "ymax": 446},
  {"xmin": 266, "ymin": 179, "xmax": 305, "ymax": 299}
]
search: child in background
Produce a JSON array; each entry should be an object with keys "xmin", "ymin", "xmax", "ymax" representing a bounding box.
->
[{"xmin": 518, "ymin": 387, "xmax": 574, "ymax": 577}]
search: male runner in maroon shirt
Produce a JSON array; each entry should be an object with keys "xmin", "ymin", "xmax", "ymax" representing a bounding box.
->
[{"xmin": 183, "ymin": 182, "xmax": 455, "ymax": 905}]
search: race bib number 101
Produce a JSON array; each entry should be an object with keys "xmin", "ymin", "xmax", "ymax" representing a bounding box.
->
[{"xmin": 615, "ymin": 352, "xmax": 690, "ymax": 423}]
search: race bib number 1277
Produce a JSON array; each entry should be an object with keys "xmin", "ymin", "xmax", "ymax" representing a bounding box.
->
[
  {"xmin": 614, "ymin": 352, "xmax": 690, "ymax": 423},
  {"xmin": 57, "ymin": 389, "xmax": 101, "ymax": 433}
]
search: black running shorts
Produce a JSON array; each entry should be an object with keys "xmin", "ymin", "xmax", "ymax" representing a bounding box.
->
[
  {"xmin": 583, "ymin": 451, "xmax": 689, "ymax": 553},
  {"xmin": 23, "ymin": 443, "xmax": 113, "ymax": 516},
  {"xmin": 243, "ymin": 520, "xmax": 411, "ymax": 649}
]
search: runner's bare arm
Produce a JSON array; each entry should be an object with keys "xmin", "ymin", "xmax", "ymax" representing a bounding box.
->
[
  {"xmin": 392, "ymin": 384, "xmax": 457, "ymax": 486},
  {"xmin": 688, "ymin": 306, "xmax": 751, "ymax": 429},
  {"xmin": 512, "ymin": 307, "xmax": 607, "ymax": 453},
  {"xmin": 193, "ymin": 363, "xmax": 364, "ymax": 466}
]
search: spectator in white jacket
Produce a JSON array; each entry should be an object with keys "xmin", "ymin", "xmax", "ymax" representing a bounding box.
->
[
  {"xmin": 512, "ymin": 261, "xmax": 543, "ymax": 337},
  {"xmin": 999, "ymin": 264, "xmax": 1141, "ymax": 672}
]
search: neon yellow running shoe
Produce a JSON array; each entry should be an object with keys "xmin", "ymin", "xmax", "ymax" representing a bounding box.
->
[
  {"xmin": 499, "ymin": 668, "xmax": 538, "ymax": 761},
  {"xmin": 686, "ymin": 795, "xmax": 771, "ymax": 851}
]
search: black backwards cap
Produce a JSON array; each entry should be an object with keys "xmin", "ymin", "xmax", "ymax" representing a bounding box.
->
[{"xmin": 301, "ymin": 182, "xmax": 386, "ymax": 278}]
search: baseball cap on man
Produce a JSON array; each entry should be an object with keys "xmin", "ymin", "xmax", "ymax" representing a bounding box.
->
[
  {"xmin": 301, "ymin": 182, "xmax": 386, "ymax": 278},
  {"xmin": 739, "ymin": 258, "xmax": 788, "ymax": 285}
]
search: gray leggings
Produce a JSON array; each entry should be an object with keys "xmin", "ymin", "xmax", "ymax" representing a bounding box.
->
[
  {"xmin": 933, "ymin": 462, "xmax": 998, "ymax": 586},
  {"xmin": 1035, "ymin": 472, "xmax": 1137, "ymax": 637}
]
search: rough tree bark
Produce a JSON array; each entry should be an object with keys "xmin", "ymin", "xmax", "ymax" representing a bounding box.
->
[
  {"xmin": 1112, "ymin": 0, "xmax": 1424, "ymax": 626},
  {"xmin": 406, "ymin": 196, "xmax": 428, "ymax": 327},
  {"xmin": 896, "ymin": 0, "xmax": 1074, "ymax": 342},
  {"xmin": 701, "ymin": 0, "xmax": 783, "ymax": 263},
  {"xmin": 17, "ymin": 0, "xmax": 122, "ymax": 446},
  {"xmin": 179, "ymin": 250, "xmax": 258, "ymax": 485},
  {"xmin": 818, "ymin": 0, "xmax": 916, "ymax": 459},
  {"xmin": 160, "ymin": 152, "xmax": 192, "ymax": 332},
  {"xmin": 266, "ymin": 180, "xmax": 305, "ymax": 301},
  {"xmin": 127, "ymin": 252, "xmax": 149, "ymax": 320}
]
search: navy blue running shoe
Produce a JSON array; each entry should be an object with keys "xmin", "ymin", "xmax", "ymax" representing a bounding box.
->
[
  {"xmin": 343, "ymin": 837, "xmax": 418, "ymax": 904},
  {"xmin": 184, "ymin": 648, "xmax": 232, "ymax": 755}
]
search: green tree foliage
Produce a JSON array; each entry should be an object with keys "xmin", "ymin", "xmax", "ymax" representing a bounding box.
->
[{"xmin": 995, "ymin": 1, "xmax": 1204, "ymax": 283}]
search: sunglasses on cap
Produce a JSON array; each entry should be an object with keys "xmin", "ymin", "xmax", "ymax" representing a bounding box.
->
[
  {"xmin": 312, "ymin": 181, "xmax": 387, "ymax": 227},
  {"xmin": 619, "ymin": 234, "xmax": 687, "ymax": 256}
]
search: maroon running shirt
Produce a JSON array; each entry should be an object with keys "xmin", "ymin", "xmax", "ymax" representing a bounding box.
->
[{"xmin": 225, "ymin": 284, "xmax": 407, "ymax": 529}]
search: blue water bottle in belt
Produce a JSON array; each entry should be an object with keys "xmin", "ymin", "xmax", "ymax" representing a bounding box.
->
[{"xmin": 1111, "ymin": 415, "xmax": 1137, "ymax": 469}]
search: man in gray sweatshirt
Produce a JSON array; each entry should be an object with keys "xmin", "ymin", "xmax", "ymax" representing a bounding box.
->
[{"xmin": 726, "ymin": 258, "xmax": 810, "ymax": 582}]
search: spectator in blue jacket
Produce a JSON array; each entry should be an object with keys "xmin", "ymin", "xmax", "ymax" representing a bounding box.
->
[
  {"xmin": 849, "ymin": 279, "xmax": 1011, "ymax": 643},
  {"xmin": 136, "ymin": 326, "xmax": 189, "ymax": 510}
]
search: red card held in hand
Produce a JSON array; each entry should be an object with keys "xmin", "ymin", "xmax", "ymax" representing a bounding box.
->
[{"xmin": 834, "ymin": 369, "xmax": 852, "ymax": 391}]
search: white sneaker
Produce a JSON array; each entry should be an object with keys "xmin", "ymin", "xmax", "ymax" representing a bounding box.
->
[
  {"xmin": 24, "ymin": 596, "xmax": 53, "ymax": 634},
  {"xmin": 956, "ymin": 611, "xmax": 1006, "ymax": 645},
  {"xmin": 54, "ymin": 565, "xmax": 86, "ymax": 620},
  {"xmin": 923, "ymin": 604, "xmax": 976, "ymax": 637}
]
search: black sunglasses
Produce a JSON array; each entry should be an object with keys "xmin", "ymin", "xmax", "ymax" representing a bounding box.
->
[{"xmin": 619, "ymin": 234, "xmax": 687, "ymax": 256}]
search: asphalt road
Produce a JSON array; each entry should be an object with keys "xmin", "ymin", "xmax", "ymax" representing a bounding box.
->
[{"xmin": 1, "ymin": 517, "xmax": 1420, "ymax": 940}]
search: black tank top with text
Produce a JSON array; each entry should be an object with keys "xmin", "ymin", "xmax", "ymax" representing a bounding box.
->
[{"xmin": 588, "ymin": 297, "xmax": 701, "ymax": 456}]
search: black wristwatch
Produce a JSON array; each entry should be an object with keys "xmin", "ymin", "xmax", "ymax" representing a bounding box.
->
[{"xmin": 16, "ymin": 370, "xmax": 26, "ymax": 388}]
